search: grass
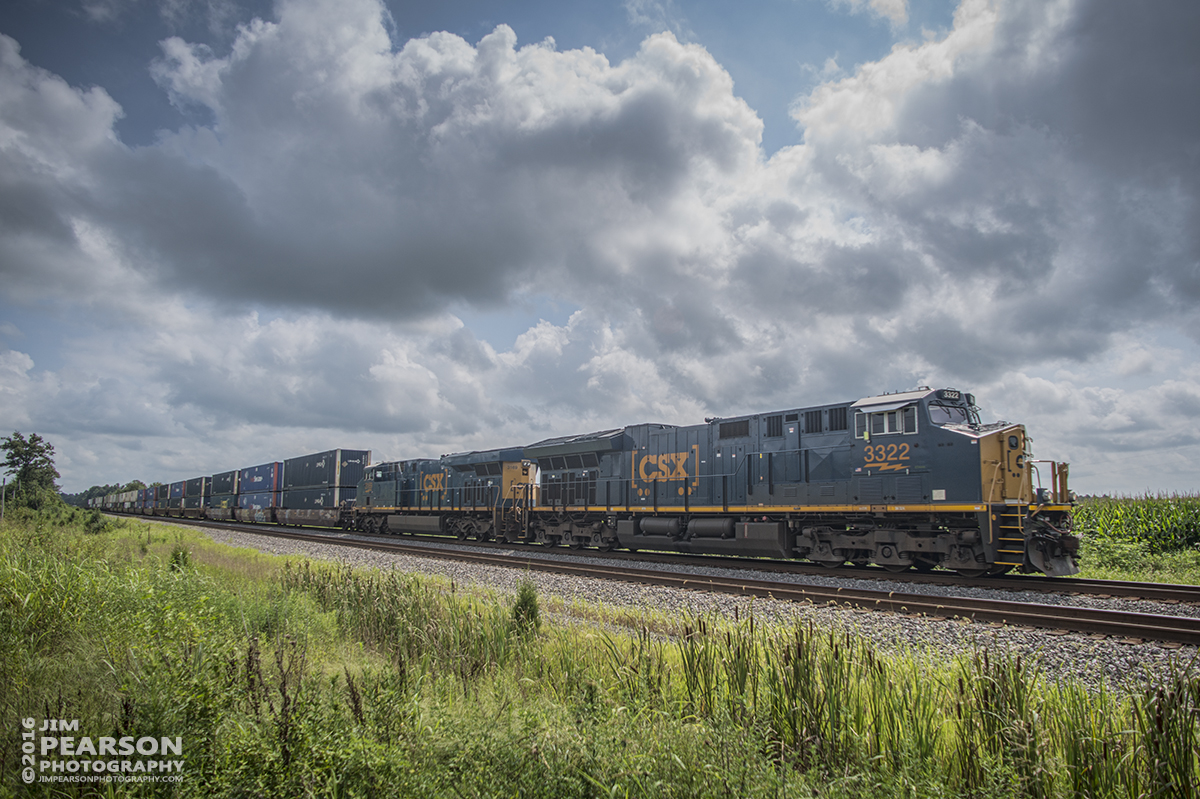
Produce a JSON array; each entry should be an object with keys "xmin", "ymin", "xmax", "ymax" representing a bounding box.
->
[{"xmin": 1, "ymin": 506, "xmax": 1198, "ymax": 797}]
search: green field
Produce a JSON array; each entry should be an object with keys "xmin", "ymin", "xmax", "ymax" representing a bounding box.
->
[
  {"xmin": 2, "ymin": 506, "xmax": 1198, "ymax": 798},
  {"xmin": 1075, "ymin": 493, "xmax": 1200, "ymax": 583}
]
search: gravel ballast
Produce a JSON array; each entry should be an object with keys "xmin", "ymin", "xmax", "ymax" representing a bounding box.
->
[{"xmin": 190, "ymin": 523, "xmax": 1199, "ymax": 695}]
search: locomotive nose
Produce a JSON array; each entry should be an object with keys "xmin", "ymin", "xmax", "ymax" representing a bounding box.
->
[{"xmin": 979, "ymin": 425, "xmax": 1030, "ymax": 504}]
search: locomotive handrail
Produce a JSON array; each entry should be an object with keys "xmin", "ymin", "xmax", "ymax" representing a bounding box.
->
[{"xmin": 1029, "ymin": 460, "xmax": 1070, "ymax": 504}]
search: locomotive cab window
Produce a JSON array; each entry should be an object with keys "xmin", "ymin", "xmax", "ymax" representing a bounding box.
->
[
  {"xmin": 928, "ymin": 404, "xmax": 970, "ymax": 425},
  {"xmin": 855, "ymin": 405, "xmax": 917, "ymax": 438}
]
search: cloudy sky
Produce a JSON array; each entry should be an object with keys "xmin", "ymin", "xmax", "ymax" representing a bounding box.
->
[{"xmin": 1, "ymin": 0, "xmax": 1197, "ymax": 495}]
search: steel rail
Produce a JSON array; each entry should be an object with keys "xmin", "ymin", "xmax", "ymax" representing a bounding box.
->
[
  {"xmin": 146, "ymin": 515, "xmax": 1200, "ymax": 646},
  {"xmin": 115, "ymin": 512, "xmax": 1200, "ymax": 604}
]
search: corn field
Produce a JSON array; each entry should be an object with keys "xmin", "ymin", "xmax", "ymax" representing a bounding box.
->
[{"xmin": 1074, "ymin": 493, "xmax": 1200, "ymax": 553}]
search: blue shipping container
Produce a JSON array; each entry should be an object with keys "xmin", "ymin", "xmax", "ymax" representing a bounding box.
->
[
  {"xmin": 169, "ymin": 481, "xmax": 185, "ymax": 499},
  {"xmin": 238, "ymin": 492, "xmax": 279, "ymax": 510},
  {"xmin": 211, "ymin": 470, "xmax": 239, "ymax": 495},
  {"xmin": 283, "ymin": 449, "xmax": 371, "ymax": 489},
  {"xmin": 281, "ymin": 486, "xmax": 356, "ymax": 509},
  {"xmin": 240, "ymin": 462, "xmax": 282, "ymax": 493}
]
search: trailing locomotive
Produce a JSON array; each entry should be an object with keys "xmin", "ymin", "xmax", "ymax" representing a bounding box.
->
[{"xmin": 352, "ymin": 388, "xmax": 1079, "ymax": 577}]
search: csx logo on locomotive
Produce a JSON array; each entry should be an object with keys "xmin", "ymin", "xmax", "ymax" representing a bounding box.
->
[
  {"xmin": 421, "ymin": 473, "xmax": 445, "ymax": 492},
  {"xmin": 638, "ymin": 452, "xmax": 691, "ymax": 480},
  {"xmin": 634, "ymin": 447, "xmax": 701, "ymax": 489}
]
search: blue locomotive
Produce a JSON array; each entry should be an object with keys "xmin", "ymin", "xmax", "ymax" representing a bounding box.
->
[{"xmin": 352, "ymin": 388, "xmax": 1079, "ymax": 576}]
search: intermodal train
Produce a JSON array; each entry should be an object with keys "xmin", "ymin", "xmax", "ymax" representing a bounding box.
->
[{"xmin": 95, "ymin": 387, "xmax": 1080, "ymax": 577}]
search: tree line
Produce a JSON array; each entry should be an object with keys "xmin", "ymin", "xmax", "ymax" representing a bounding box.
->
[{"xmin": 1, "ymin": 431, "xmax": 147, "ymax": 510}]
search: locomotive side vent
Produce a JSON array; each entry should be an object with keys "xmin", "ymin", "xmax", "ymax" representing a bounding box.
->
[
  {"xmin": 719, "ymin": 420, "xmax": 750, "ymax": 439},
  {"xmin": 896, "ymin": 476, "xmax": 923, "ymax": 503},
  {"xmin": 859, "ymin": 478, "xmax": 884, "ymax": 503}
]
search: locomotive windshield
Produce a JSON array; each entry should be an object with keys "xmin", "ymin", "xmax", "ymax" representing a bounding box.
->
[{"xmin": 928, "ymin": 403, "xmax": 970, "ymax": 425}]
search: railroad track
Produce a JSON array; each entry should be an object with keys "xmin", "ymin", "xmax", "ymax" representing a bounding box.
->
[
  {"xmin": 134, "ymin": 513, "xmax": 1200, "ymax": 605},
  {"xmin": 145, "ymin": 515, "xmax": 1200, "ymax": 646}
]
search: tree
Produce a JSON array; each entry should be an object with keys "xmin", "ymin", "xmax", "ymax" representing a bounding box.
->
[{"xmin": 2, "ymin": 432, "xmax": 62, "ymax": 509}]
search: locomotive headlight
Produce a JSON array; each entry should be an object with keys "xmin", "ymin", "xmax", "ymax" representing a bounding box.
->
[{"xmin": 1008, "ymin": 435, "xmax": 1020, "ymax": 449}]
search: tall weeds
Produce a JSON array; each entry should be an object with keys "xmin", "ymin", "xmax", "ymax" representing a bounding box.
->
[
  {"xmin": 1132, "ymin": 660, "xmax": 1200, "ymax": 797},
  {"xmin": 279, "ymin": 559, "xmax": 535, "ymax": 684}
]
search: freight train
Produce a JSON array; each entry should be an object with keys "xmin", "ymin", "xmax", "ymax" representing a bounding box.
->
[{"xmin": 95, "ymin": 387, "xmax": 1080, "ymax": 577}]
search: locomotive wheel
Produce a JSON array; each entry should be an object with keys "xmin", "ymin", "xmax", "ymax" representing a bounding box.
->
[
  {"xmin": 819, "ymin": 560, "xmax": 844, "ymax": 569},
  {"xmin": 988, "ymin": 564, "xmax": 1014, "ymax": 575},
  {"xmin": 955, "ymin": 568, "xmax": 988, "ymax": 578},
  {"xmin": 881, "ymin": 564, "xmax": 911, "ymax": 573}
]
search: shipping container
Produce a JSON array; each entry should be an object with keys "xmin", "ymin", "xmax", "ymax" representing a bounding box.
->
[
  {"xmin": 184, "ymin": 476, "xmax": 212, "ymax": 497},
  {"xmin": 238, "ymin": 491, "xmax": 279, "ymax": 510},
  {"xmin": 169, "ymin": 481, "xmax": 185, "ymax": 499},
  {"xmin": 240, "ymin": 462, "xmax": 282, "ymax": 493},
  {"xmin": 280, "ymin": 486, "xmax": 356, "ymax": 509},
  {"xmin": 113, "ymin": 490, "xmax": 137, "ymax": 507},
  {"xmin": 168, "ymin": 498, "xmax": 182, "ymax": 509},
  {"xmin": 205, "ymin": 507, "xmax": 235, "ymax": 521},
  {"xmin": 182, "ymin": 496, "xmax": 204, "ymax": 509},
  {"xmin": 208, "ymin": 493, "xmax": 238, "ymax": 509},
  {"xmin": 282, "ymin": 449, "xmax": 370, "ymax": 490},
  {"xmin": 211, "ymin": 470, "xmax": 239, "ymax": 496}
]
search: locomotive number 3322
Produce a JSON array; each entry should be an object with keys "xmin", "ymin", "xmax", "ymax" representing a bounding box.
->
[{"xmin": 862, "ymin": 443, "xmax": 911, "ymax": 471}]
